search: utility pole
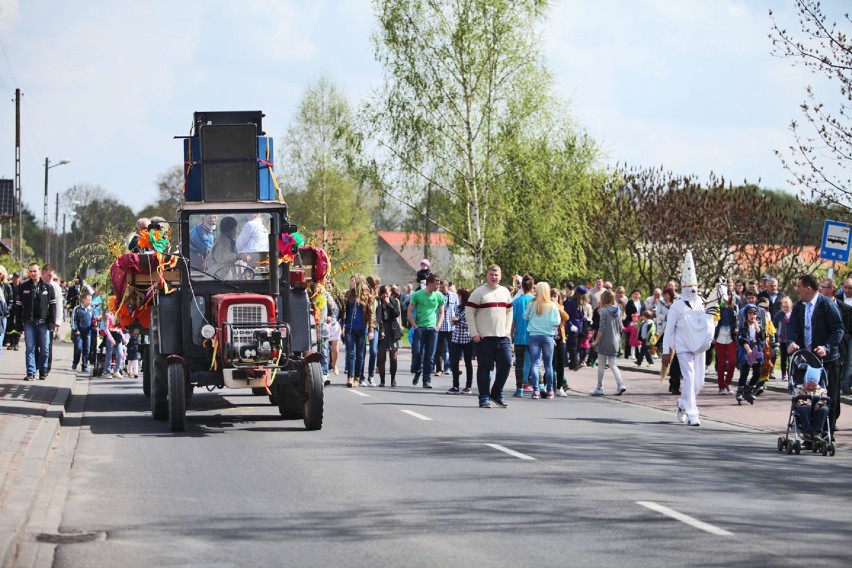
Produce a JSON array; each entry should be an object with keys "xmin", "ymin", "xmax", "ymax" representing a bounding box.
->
[
  {"xmin": 15, "ymin": 89, "xmax": 22, "ymax": 264},
  {"xmin": 54, "ymin": 192, "xmax": 59, "ymax": 267}
]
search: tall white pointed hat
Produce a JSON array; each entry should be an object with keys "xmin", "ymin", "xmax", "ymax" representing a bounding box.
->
[{"xmin": 681, "ymin": 250, "xmax": 698, "ymax": 287}]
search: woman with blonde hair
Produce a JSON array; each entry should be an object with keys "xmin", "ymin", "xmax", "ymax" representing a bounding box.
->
[
  {"xmin": 591, "ymin": 289, "xmax": 627, "ymax": 396},
  {"xmin": 523, "ymin": 282, "xmax": 561, "ymax": 399},
  {"xmin": 342, "ymin": 274, "xmax": 374, "ymax": 388}
]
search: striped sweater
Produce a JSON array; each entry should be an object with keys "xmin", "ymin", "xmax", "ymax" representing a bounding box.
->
[{"xmin": 465, "ymin": 283, "xmax": 513, "ymax": 338}]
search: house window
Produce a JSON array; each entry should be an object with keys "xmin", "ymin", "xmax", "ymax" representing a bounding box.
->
[{"xmin": 375, "ymin": 254, "xmax": 382, "ymax": 265}]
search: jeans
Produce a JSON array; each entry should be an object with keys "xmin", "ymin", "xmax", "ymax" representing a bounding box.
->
[
  {"xmin": 797, "ymin": 404, "xmax": 830, "ymax": 436},
  {"xmin": 474, "ymin": 336, "xmax": 512, "ymax": 402},
  {"xmin": 344, "ymin": 328, "xmax": 367, "ymax": 378},
  {"xmin": 104, "ymin": 340, "xmax": 125, "ymax": 374},
  {"xmin": 414, "ymin": 327, "xmax": 438, "ymax": 385},
  {"xmin": 526, "ymin": 334, "xmax": 555, "ymax": 392},
  {"xmin": 72, "ymin": 331, "xmax": 92, "ymax": 369},
  {"xmin": 409, "ymin": 327, "xmax": 421, "ymax": 373},
  {"xmin": 24, "ymin": 321, "xmax": 50, "ymax": 376},
  {"xmin": 366, "ymin": 328, "xmax": 379, "ymax": 378},
  {"xmin": 0, "ymin": 316, "xmax": 5, "ymax": 359},
  {"xmin": 320, "ymin": 337, "xmax": 329, "ymax": 375}
]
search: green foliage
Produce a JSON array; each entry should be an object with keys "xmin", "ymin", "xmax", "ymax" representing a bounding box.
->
[
  {"xmin": 365, "ymin": 0, "xmax": 560, "ymax": 281},
  {"xmin": 0, "ymin": 253, "xmax": 23, "ymax": 276},
  {"xmin": 67, "ymin": 225, "xmax": 128, "ymax": 296},
  {"xmin": 281, "ymin": 75, "xmax": 377, "ymax": 288}
]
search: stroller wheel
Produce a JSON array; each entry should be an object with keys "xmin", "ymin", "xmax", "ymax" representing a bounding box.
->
[
  {"xmin": 776, "ymin": 437, "xmax": 785, "ymax": 452},
  {"xmin": 828, "ymin": 443, "xmax": 836, "ymax": 457},
  {"xmin": 785, "ymin": 440, "xmax": 794, "ymax": 455},
  {"xmin": 793, "ymin": 440, "xmax": 801, "ymax": 455},
  {"xmin": 821, "ymin": 443, "xmax": 829, "ymax": 456}
]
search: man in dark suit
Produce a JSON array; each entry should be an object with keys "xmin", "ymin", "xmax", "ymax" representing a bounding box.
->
[
  {"xmin": 788, "ymin": 274, "xmax": 844, "ymax": 433},
  {"xmin": 758, "ymin": 277, "xmax": 786, "ymax": 319}
]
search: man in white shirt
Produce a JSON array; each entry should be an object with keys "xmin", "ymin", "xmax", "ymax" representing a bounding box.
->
[{"xmin": 235, "ymin": 214, "xmax": 269, "ymax": 260}]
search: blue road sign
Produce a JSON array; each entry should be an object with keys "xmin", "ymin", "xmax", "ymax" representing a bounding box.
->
[{"xmin": 820, "ymin": 220, "xmax": 851, "ymax": 263}]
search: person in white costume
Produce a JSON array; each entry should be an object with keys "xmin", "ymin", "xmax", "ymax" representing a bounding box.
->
[{"xmin": 661, "ymin": 251, "xmax": 715, "ymax": 426}]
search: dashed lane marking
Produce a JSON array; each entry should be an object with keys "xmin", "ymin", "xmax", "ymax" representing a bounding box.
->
[
  {"xmin": 485, "ymin": 443, "xmax": 536, "ymax": 461},
  {"xmin": 637, "ymin": 501, "xmax": 733, "ymax": 536},
  {"xmin": 400, "ymin": 409, "xmax": 433, "ymax": 421},
  {"xmin": 348, "ymin": 389, "xmax": 370, "ymax": 397}
]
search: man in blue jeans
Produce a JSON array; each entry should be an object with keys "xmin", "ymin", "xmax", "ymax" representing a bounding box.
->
[
  {"xmin": 407, "ymin": 274, "xmax": 445, "ymax": 389},
  {"xmin": 465, "ymin": 265, "xmax": 514, "ymax": 408},
  {"xmin": 17, "ymin": 263, "xmax": 57, "ymax": 381}
]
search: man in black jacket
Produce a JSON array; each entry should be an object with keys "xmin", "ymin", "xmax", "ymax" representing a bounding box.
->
[
  {"xmin": 16, "ymin": 263, "xmax": 57, "ymax": 381},
  {"xmin": 788, "ymin": 274, "xmax": 844, "ymax": 432}
]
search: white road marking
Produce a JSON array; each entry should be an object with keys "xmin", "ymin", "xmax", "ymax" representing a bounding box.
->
[
  {"xmin": 637, "ymin": 501, "xmax": 733, "ymax": 536},
  {"xmin": 400, "ymin": 409, "xmax": 433, "ymax": 421},
  {"xmin": 348, "ymin": 389, "xmax": 370, "ymax": 397},
  {"xmin": 485, "ymin": 443, "xmax": 536, "ymax": 461}
]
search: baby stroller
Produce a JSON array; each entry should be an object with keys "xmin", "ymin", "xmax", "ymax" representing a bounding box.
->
[
  {"xmin": 91, "ymin": 335, "xmax": 107, "ymax": 378},
  {"xmin": 776, "ymin": 349, "xmax": 835, "ymax": 456}
]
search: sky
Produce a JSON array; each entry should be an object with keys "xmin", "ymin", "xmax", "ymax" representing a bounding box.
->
[{"xmin": 0, "ymin": 0, "xmax": 843, "ymax": 234}]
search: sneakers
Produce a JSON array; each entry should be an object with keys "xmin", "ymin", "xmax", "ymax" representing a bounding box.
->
[
  {"xmin": 522, "ymin": 385, "xmax": 534, "ymax": 392},
  {"xmin": 546, "ymin": 390, "xmax": 555, "ymax": 399},
  {"xmin": 555, "ymin": 388, "xmax": 568, "ymax": 397},
  {"xmin": 614, "ymin": 386, "xmax": 626, "ymax": 396},
  {"xmin": 423, "ymin": 383, "xmax": 433, "ymax": 389},
  {"xmin": 479, "ymin": 399, "xmax": 492, "ymax": 408},
  {"xmin": 80, "ymin": 367, "xmax": 89, "ymax": 375},
  {"xmin": 324, "ymin": 377, "xmax": 331, "ymax": 386},
  {"xmin": 366, "ymin": 377, "xmax": 376, "ymax": 387},
  {"xmin": 462, "ymin": 387, "xmax": 472, "ymax": 394},
  {"xmin": 725, "ymin": 387, "xmax": 733, "ymax": 394},
  {"xmin": 676, "ymin": 407, "xmax": 687, "ymax": 424},
  {"xmin": 71, "ymin": 364, "xmax": 77, "ymax": 371},
  {"xmin": 513, "ymin": 388, "xmax": 524, "ymax": 397},
  {"xmin": 24, "ymin": 375, "xmax": 35, "ymax": 382},
  {"xmin": 688, "ymin": 418, "xmax": 701, "ymax": 427},
  {"xmin": 531, "ymin": 391, "xmax": 540, "ymax": 399},
  {"xmin": 718, "ymin": 388, "xmax": 727, "ymax": 395},
  {"xmin": 412, "ymin": 372, "xmax": 420, "ymax": 386},
  {"xmin": 38, "ymin": 373, "xmax": 47, "ymax": 381},
  {"xmin": 591, "ymin": 387, "xmax": 604, "ymax": 396},
  {"xmin": 112, "ymin": 372, "xmax": 123, "ymax": 379},
  {"xmin": 492, "ymin": 397, "xmax": 508, "ymax": 408},
  {"xmin": 446, "ymin": 387, "xmax": 460, "ymax": 394}
]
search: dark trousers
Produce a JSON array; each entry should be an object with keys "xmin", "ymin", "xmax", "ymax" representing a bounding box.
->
[
  {"xmin": 637, "ymin": 344, "xmax": 654, "ymax": 365},
  {"xmin": 738, "ymin": 362, "xmax": 762, "ymax": 390},
  {"xmin": 449, "ymin": 341, "xmax": 474, "ymax": 389},
  {"xmin": 435, "ymin": 331, "xmax": 452, "ymax": 372},
  {"xmin": 514, "ymin": 344, "xmax": 528, "ymax": 388},
  {"xmin": 825, "ymin": 358, "xmax": 841, "ymax": 431},
  {"xmin": 566, "ymin": 331, "xmax": 580, "ymax": 369},
  {"xmin": 553, "ymin": 337, "xmax": 566, "ymax": 389},
  {"xmin": 475, "ymin": 337, "xmax": 512, "ymax": 402},
  {"xmin": 414, "ymin": 327, "xmax": 438, "ymax": 385},
  {"xmin": 72, "ymin": 331, "xmax": 91, "ymax": 368}
]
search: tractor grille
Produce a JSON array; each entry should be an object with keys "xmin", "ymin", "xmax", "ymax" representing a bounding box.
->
[{"xmin": 228, "ymin": 304, "xmax": 267, "ymax": 346}]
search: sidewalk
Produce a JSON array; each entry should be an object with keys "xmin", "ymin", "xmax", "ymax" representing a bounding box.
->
[{"xmin": 0, "ymin": 324, "xmax": 76, "ymax": 568}]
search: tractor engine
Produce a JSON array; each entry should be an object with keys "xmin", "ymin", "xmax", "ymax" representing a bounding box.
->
[{"xmin": 209, "ymin": 293, "xmax": 290, "ymax": 388}]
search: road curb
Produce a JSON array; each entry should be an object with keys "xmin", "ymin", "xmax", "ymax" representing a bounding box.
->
[{"xmin": 0, "ymin": 371, "xmax": 77, "ymax": 568}]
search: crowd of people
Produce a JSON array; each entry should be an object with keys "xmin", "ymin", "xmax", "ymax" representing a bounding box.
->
[
  {"xmin": 0, "ymin": 263, "xmax": 140, "ymax": 381},
  {"xmin": 3, "ymin": 239, "xmax": 849, "ymax": 437}
]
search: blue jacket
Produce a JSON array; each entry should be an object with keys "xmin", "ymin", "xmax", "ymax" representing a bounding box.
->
[
  {"xmin": 788, "ymin": 295, "xmax": 844, "ymax": 362},
  {"xmin": 72, "ymin": 304, "xmax": 94, "ymax": 333}
]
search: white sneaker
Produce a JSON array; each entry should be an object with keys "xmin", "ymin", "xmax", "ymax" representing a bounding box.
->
[
  {"xmin": 592, "ymin": 387, "xmax": 604, "ymax": 396},
  {"xmin": 688, "ymin": 418, "xmax": 701, "ymax": 427},
  {"xmin": 718, "ymin": 389, "xmax": 727, "ymax": 395},
  {"xmin": 555, "ymin": 388, "xmax": 568, "ymax": 397},
  {"xmin": 112, "ymin": 372, "xmax": 123, "ymax": 379},
  {"xmin": 366, "ymin": 378, "xmax": 376, "ymax": 387},
  {"xmin": 676, "ymin": 407, "xmax": 687, "ymax": 424}
]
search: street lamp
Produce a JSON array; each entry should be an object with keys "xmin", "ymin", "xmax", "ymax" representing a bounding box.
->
[{"xmin": 44, "ymin": 157, "xmax": 70, "ymax": 265}]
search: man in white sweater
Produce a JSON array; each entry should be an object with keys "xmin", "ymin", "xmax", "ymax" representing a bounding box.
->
[{"xmin": 466, "ymin": 265, "xmax": 514, "ymax": 408}]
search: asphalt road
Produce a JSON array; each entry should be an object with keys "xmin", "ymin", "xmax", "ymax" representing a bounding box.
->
[{"xmin": 42, "ymin": 354, "xmax": 852, "ymax": 568}]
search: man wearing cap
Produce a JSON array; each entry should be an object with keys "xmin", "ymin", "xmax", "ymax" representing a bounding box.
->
[
  {"xmin": 787, "ymin": 274, "xmax": 844, "ymax": 433},
  {"xmin": 662, "ymin": 251, "xmax": 715, "ymax": 426}
]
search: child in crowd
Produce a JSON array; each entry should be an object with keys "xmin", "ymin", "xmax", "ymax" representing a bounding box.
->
[
  {"xmin": 125, "ymin": 330, "xmax": 142, "ymax": 378},
  {"xmin": 71, "ymin": 292, "xmax": 94, "ymax": 373},
  {"xmin": 636, "ymin": 310, "xmax": 655, "ymax": 366},
  {"xmin": 327, "ymin": 316, "xmax": 341, "ymax": 375},
  {"xmin": 102, "ymin": 306, "xmax": 125, "ymax": 379},
  {"xmin": 578, "ymin": 326, "xmax": 593, "ymax": 369},
  {"xmin": 415, "ymin": 259, "xmax": 431, "ymax": 289},
  {"xmin": 623, "ymin": 313, "xmax": 642, "ymax": 361},
  {"xmin": 736, "ymin": 304, "xmax": 766, "ymax": 405}
]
